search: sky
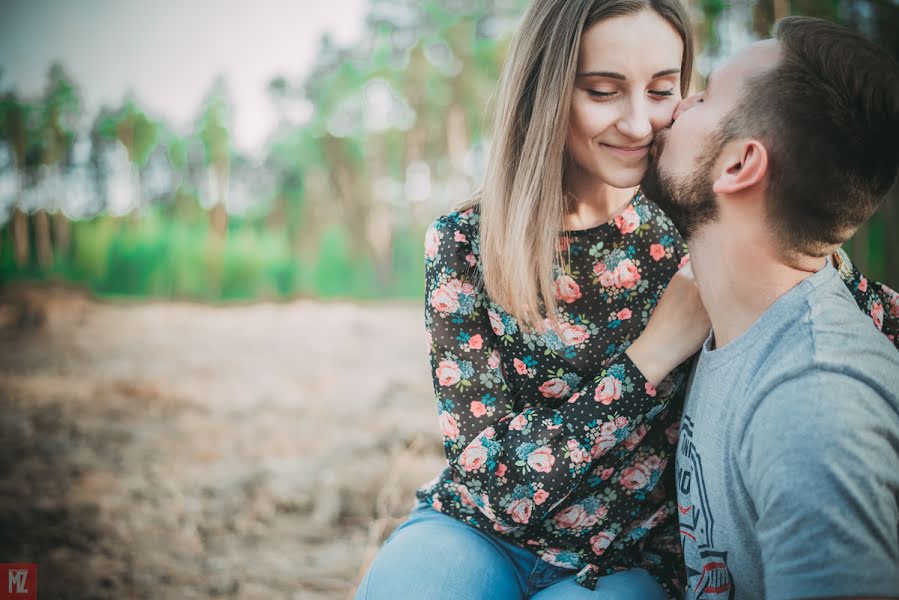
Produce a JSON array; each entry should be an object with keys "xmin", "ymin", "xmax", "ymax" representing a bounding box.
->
[{"xmin": 0, "ymin": 0, "xmax": 366, "ymax": 155}]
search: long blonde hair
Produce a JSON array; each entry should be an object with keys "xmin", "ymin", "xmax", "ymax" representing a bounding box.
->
[{"xmin": 461, "ymin": 0, "xmax": 693, "ymax": 333}]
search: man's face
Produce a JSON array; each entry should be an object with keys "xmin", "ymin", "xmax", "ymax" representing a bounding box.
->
[{"xmin": 641, "ymin": 41, "xmax": 780, "ymax": 240}]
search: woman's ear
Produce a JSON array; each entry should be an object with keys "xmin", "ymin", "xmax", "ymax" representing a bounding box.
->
[{"xmin": 712, "ymin": 139, "xmax": 768, "ymax": 195}]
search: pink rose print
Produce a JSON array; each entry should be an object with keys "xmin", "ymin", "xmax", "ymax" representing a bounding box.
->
[
  {"xmin": 872, "ymin": 302, "xmax": 884, "ymax": 330},
  {"xmin": 590, "ymin": 531, "xmax": 614, "ymax": 556},
  {"xmin": 459, "ymin": 440, "xmax": 489, "ymax": 471},
  {"xmin": 429, "ymin": 284, "xmax": 460, "ymax": 313},
  {"xmin": 859, "ymin": 277, "xmax": 868, "ymax": 292},
  {"xmin": 619, "ymin": 462, "xmax": 652, "ymax": 490},
  {"xmin": 539, "ymin": 378, "xmax": 571, "ymax": 399},
  {"xmin": 623, "ymin": 425, "xmax": 648, "ymax": 451},
  {"xmin": 645, "ymin": 381, "xmax": 657, "ymax": 397},
  {"xmin": 566, "ymin": 439, "xmax": 589, "ymax": 464},
  {"xmin": 678, "ymin": 254, "xmax": 690, "ymax": 268},
  {"xmin": 432, "ymin": 497, "xmax": 442, "ymax": 511},
  {"xmin": 599, "ymin": 269, "xmax": 617, "ymax": 288},
  {"xmin": 496, "ymin": 463, "xmax": 507, "ymax": 477},
  {"xmin": 614, "ymin": 205, "xmax": 641, "ymax": 234},
  {"xmin": 594, "ymin": 376, "xmax": 622, "ymax": 405},
  {"xmin": 600, "ymin": 467, "xmax": 615, "ymax": 480},
  {"xmin": 507, "ymin": 498, "xmax": 534, "ymax": 524},
  {"xmin": 439, "ymin": 411, "xmax": 459, "ymax": 440},
  {"xmin": 487, "ymin": 349, "xmax": 501, "ymax": 370},
  {"xmin": 488, "ymin": 309, "xmax": 505, "ymax": 336},
  {"xmin": 558, "ymin": 236, "xmax": 571, "ymax": 252},
  {"xmin": 435, "ymin": 359, "xmax": 462, "ymax": 386},
  {"xmin": 554, "ymin": 504, "xmax": 591, "ymax": 529},
  {"xmin": 509, "ymin": 413, "xmax": 528, "ymax": 431},
  {"xmin": 424, "ymin": 226, "xmax": 441, "ymax": 259},
  {"xmin": 593, "ymin": 261, "xmax": 607, "ymax": 277},
  {"xmin": 889, "ymin": 291, "xmax": 899, "ymax": 318},
  {"xmin": 553, "ymin": 275, "xmax": 583, "ymax": 304},
  {"xmin": 470, "ymin": 400, "xmax": 487, "ymax": 417},
  {"xmin": 616, "ymin": 259, "xmax": 641, "ymax": 289},
  {"xmin": 454, "ymin": 230, "xmax": 467, "ymax": 243},
  {"xmin": 644, "ymin": 455, "xmax": 664, "ymax": 470},
  {"xmin": 513, "ymin": 358, "xmax": 528, "ymax": 375},
  {"xmin": 614, "ymin": 416, "xmax": 629, "ymax": 428},
  {"xmin": 649, "ymin": 243, "xmax": 666, "ymax": 261},
  {"xmin": 591, "ymin": 433, "xmax": 616, "ymax": 459},
  {"xmin": 559, "ymin": 322, "xmax": 589, "ymax": 346},
  {"xmin": 465, "ymin": 253, "xmax": 477, "ymax": 267},
  {"xmin": 528, "ymin": 446, "xmax": 555, "ymax": 473},
  {"xmin": 567, "ymin": 392, "xmax": 581, "ymax": 403},
  {"xmin": 468, "ymin": 334, "xmax": 484, "ymax": 350},
  {"xmin": 534, "ymin": 489, "xmax": 549, "ymax": 505},
  {"xmin": 458, "ymin": 485, "xmax": 476, "ymax": 507},
  {"xmin": 665, "ymin": 421, "xmax": 680, "ymax": 445},
  {"xmin": 617, "ymin": 308, "xmax": 632, "ymax": 320}
]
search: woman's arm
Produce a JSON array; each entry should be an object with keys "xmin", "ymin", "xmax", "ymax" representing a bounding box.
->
[
  {"xmin": 832, "ymin": 249, "xmax": 899, "ymax": 349},
  {"xmin": 425, "ymin": 212, "xmax": 708, "ymax": 529}
]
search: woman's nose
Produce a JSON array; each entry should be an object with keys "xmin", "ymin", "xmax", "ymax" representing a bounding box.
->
[{"xmin": 617, "ymin": 99, "xmax": 652, "ymax": 140}]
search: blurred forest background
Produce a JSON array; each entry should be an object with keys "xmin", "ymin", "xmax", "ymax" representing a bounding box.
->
[{"xmin": 1, "ymin": 0, "xmax": 896, "ymax": 302}]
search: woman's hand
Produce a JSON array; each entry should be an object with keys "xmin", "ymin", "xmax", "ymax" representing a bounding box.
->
[{"xmin": 625, "ymin": 262, "xmax": 710, "ymax": 386}]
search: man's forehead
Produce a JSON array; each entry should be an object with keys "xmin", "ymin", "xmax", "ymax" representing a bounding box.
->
[{"xmin": 709, "ymin": 40, "xmax": 780, "ymax": 93}]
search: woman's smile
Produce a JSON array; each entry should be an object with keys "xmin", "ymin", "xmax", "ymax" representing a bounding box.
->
[{"xmin": 600, "ymin": 142, "xmax": 651, "ymax": 159}]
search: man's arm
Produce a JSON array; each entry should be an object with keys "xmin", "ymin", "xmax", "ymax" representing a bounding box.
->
[{"xmin": 738, "ymin": 370, "xmax": 899, "ymax": 600}]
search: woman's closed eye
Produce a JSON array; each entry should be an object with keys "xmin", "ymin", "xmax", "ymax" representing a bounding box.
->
[{"xmin": 587, "ymin": 89, "xmax": 675, "ymax": 98}]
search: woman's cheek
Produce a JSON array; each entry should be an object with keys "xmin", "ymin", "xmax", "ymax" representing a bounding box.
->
[{"xmin": 649, "ymin": 100, "xmax": 679, "ymax": 131}]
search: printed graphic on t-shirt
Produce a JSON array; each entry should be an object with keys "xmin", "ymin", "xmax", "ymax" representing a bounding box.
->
[{"xmin": 677, "ymin": 415, "xmax": 734, "ymax": 599}]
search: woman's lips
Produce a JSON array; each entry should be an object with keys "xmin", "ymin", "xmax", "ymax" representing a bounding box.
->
[{"xmin": 601, "ymin": 143, "xmax": 650, "ymax": 159}]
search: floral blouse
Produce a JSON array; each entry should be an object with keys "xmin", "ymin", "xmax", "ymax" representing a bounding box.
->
[{"xmin": 414, "ymin": 190, "xmax": 899, "ymax": 598}]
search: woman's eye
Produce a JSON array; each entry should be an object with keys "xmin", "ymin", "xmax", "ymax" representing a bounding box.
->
[
  {"xmin": 649, "ymin": 89, "xmax": 675, "ymax": 97},
  {"xmin": 587, "ymin": 90, "xmax": 616, "ymax": 98}
]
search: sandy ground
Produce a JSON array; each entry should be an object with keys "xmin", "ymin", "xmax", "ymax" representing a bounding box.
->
[{"xmin": 0, "ymin": 282, "xmax": 447, "ymax": 599}]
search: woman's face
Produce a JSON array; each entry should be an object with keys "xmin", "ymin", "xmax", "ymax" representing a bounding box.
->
[{"xmin": 566, "ymin": 9, "xmax": 684, "ymax": 190}]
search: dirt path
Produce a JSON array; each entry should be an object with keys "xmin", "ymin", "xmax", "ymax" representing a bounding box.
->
[{"xmin": 0, "ymin": 283, "xmax": 447, "ymax": 599}]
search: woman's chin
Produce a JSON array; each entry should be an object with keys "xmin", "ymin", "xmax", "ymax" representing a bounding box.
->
[{"xmin": 594, "ymin": 164, "xmax": 647, "ymax": 190}]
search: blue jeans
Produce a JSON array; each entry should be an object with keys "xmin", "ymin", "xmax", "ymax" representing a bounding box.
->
[{"xmin": 354, "ymin": 501, "xmax": 668, "ymax": 600}]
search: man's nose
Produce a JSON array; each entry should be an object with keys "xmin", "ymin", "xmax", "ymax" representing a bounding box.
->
[{"xmin": 673, "ymin": 92, "xmax": 702, "ymax": 121}]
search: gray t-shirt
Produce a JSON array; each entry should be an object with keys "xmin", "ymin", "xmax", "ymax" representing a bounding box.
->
[{"xmin": 677, "ymin": 262, "xmax": 899, "ymax": 599}]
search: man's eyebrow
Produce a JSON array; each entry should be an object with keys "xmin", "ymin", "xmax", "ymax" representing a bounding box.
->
[{"xmin": 575, "ymin": 68, "xmax": 681, "ymax": 79}]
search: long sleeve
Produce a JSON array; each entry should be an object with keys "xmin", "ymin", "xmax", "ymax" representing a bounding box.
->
[
  {"xmin": 424, "ymin": 210, "xmax": 680, "ymax": 531},
  {"xmin": 833, "ymin": 248, "xmax": 899, "ymax": 349}
]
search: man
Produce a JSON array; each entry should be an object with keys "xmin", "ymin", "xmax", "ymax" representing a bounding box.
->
[{"xmin": 641, "ymin": 16, "xmax": 899, "ymax": 600}]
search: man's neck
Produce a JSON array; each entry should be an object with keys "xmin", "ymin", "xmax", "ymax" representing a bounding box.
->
[{"xmin": 689, "ymin": 226, "xmax": 825, "ymax": 349}]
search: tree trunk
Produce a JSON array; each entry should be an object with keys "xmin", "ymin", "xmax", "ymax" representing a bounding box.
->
[
  {"xmin": 53, "ymin": 211, "xmax": 71, "ymax": 258},
  {"xmin": 34, "ymin": 210, "xmax": 54, "ymax": 268},
  {"xmin": 12, "ymin": 208, "xmax": 29, "ymax": 267},
  {"xmin": 773, "ymin": 0, "xmax": 791, "ymax": 20}
]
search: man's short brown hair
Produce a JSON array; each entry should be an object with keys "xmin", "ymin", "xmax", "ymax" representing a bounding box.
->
[{"xmin": 726, "ymin": 16, "xmax": 899, "ymax": 257}]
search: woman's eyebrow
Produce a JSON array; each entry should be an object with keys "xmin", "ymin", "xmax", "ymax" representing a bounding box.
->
[{"xmin": 575, "ymin": 68, "xmax": 681, "ymax": 79}]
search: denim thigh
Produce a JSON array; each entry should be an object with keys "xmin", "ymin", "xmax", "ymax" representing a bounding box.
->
[{"xmin": 354, "ymin": 503, "xmax": 530, "ymax": 600}]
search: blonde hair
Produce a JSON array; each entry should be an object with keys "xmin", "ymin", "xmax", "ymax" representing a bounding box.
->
[{"xmin": 461, "ymin": 0, "xmax": 693, "ymax": 333}]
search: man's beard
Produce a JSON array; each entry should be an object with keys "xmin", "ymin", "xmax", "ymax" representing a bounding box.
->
[{"xmin": 641, "ymin": 128, "xmax": 721, "ymax": 242}]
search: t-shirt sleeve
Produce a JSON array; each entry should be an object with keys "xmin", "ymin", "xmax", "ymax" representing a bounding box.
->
[
  {"xmin": 737, "ymin": 370, "xmax": 899, "ymax": 598},
  {"xmin": 424, "ymin": 211, "xmax": 682, "ymax": 529}
]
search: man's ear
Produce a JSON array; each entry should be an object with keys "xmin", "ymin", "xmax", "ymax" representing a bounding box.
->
[{"xmin": 712, "ymin": 139, "xmax": 768, "ymax": 195}]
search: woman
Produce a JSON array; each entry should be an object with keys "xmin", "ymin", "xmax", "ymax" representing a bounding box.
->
[{"xmin": 355, "ymin": 1, "xmax": 899, "ymax": 598}]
